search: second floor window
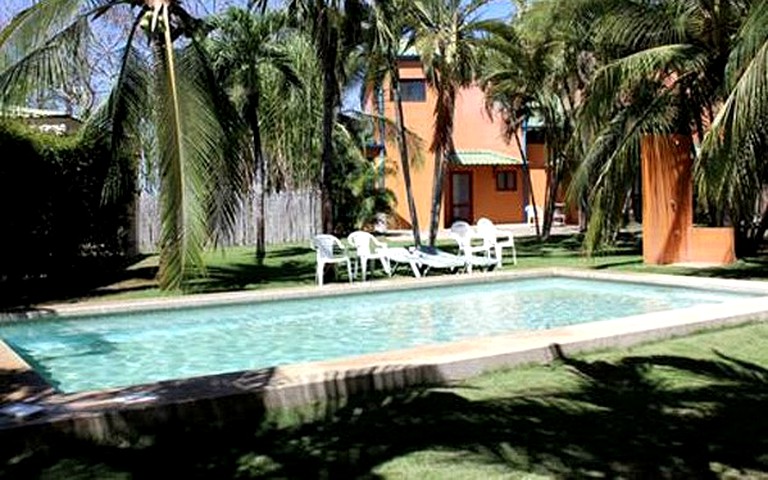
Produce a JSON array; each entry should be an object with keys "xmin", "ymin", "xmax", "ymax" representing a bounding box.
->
[{"xmin": 393, "ymin": 79, "xmax": 427, "ymax": 102}]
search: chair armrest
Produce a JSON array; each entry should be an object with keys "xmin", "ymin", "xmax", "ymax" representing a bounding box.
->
[{"xmin": 495, "ymin": 229, "xmax": 514, "ymax": 244}]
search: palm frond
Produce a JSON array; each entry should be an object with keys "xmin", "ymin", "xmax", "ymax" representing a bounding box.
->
[
  {"xmin": 153, "ymin": 8, "xmax": 213, "ymax": 290},
  {"xmin": 581, "ymin": 44, "xmax": 707, "ymax": 131},
  {"xmin": 697, "ymin": 1, "xmax": 768, "ymax": 222},
  {"xmin": 83, "ymin": 12, "xmax": 149, "ymax": 204},
  {"xmin": 576, "ymin": 82, "xmax": 680, "ymax": 252},
  {"xmin": 0, "ymin": 17, "xmax": 90, "ymax": 108}
]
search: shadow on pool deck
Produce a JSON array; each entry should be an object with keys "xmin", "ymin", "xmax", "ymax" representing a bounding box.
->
[{"xmin": 3, "ymin": 350, "xmax": 768, "ymax": 478}]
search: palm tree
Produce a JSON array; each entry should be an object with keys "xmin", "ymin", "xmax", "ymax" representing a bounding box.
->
[
  {"xmin": 366, "ymin": 0, "xmax": 422, "ymax": 246},
  {"xmin": 0, "ymin": 0, "xmax": 249, "ymax": 290},
  {"xmin": 697, "ymin": 1, "xmax": 768, "ymax": 255},
  {"xmin": 208, "ymin": 8, "xmax": 301, "ymax": 265},
  {"xmin": 285, "ymin": 0, "xmax": 366, "ymax": 235},
  {"xmin": 569, "ymin": 0, "xmax": 758, "ymax": 253},
  {"xmin": 479, "ymin": 20, "xmax": 547, "ymax": 237},
  {"xmin": 409, "ymin": 0, "xmax": 487, "ymax": 246}
]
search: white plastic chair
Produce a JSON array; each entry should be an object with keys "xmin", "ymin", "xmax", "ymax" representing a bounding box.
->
[
  {"xmin": 525, "ymin": 205, "xmax": 541, "ymax": 225},
  {"xmin": 449, "ymin": 221, "xmax": 495, "ymax": 273},
  {"xmin": 476, "ymin": 217, "xmax": 517, "ymax": 267},
  {"xmin": 347, "ymin": 231, "xmax": 392, "ymax": 281},
  {"xmin": 311, "ymin": 234, "xmax": 353, "ymax": 286}
]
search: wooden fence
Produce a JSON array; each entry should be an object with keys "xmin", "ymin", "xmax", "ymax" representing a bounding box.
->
[{"xmin": 138, "ymin": 189, "xmax": 321, "ymax": 253}]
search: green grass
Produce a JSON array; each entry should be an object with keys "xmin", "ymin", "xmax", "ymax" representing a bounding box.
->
[
  {"xmin": 5, "ymin": 321, "xmax": 768, "ymax": 478},
  {"xmin": 11, "ymin": 232, "xmax": 647, "ymax": 306},
  {"xmin": 31, "ymin": 230, "xmax": 768, "ymax": 306}
]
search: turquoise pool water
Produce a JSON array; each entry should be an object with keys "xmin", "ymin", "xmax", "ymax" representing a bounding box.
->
[{"xmin": 0, "ymin": 277, "xmax": 754, "ymax": 393}]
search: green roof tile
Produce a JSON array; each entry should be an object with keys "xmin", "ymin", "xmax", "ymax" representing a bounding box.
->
[{"xmin": 449, "ymin": 150, "xmax": 522, "ymax": 166}]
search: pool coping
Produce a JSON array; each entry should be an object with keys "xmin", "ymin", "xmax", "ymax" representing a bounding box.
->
[{"xmin": 2, "ymin": 268, "xmax": 768, "ymax": 437}]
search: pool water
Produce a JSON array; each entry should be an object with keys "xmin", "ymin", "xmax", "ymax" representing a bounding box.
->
[{"xmin": 0, "ymin": 277, "xmax": 754, "ymax": 393}]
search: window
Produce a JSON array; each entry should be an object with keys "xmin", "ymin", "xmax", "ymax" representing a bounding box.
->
[
  {"xmin": 526, "ymin": 129, "xmax": 545, "ymax": 144},
  {"xmin": 393, "ymin": 79, "xmax": 426, "ymax": 102},
  {"xmin": 496, "ymin": 171, "xmax": 517, "ymax": 191}
]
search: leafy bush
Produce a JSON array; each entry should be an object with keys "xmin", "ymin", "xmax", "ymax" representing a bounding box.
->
[{"xmin": 0, "ymin": 120, "xmax": 134, "ymax": 284}]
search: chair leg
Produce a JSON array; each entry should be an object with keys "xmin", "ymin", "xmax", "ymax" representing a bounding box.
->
[
  {"xmin": 346, "ymin": 260, "xmax": 353, "ymax": 283},
  {"xmin": 316, "ymin": 262, "xmax": 324, "ymax": 286},
  {"xmin": 381, "ymin": 257, "xmax": 392, "ymax": 276},
  {"xmin": 361, "ymin": 258, "xmax": 368, "ymax": 282},
  {"xmin": 495, "ymin": 245, "xmax": 503, "ymax": 268}
]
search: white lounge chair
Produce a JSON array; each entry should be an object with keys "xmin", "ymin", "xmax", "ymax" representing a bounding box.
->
[
  {"xmin": 384, "ymin": 247, "xmax": 422, "ymax": 277},
  {"xmin": 476, "ymin": 217, "xmax": 517, "ymax": 267},
  {"xmin": 414, "ymin": 246, "xmax": 466, "ymax": 275},
  {"xmin": 449, "ymin": 221, "xmax": 495, "ymax": 273},
  {"xmin": 311, "ymin": 234, "xmax": 353, "ymax": 286},
  {"xmin": 347, "ymin": 231, "xmax": 392, "ymax": 281}
]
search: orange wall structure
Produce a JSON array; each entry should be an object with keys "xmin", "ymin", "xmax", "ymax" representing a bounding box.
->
[
  {"xmin": 641, "ymin": 135, "xmax": 735, "ymax": 265},
  {"xmin": 378, "ymin": 60, "xmax": 551, "ymax": 229}
]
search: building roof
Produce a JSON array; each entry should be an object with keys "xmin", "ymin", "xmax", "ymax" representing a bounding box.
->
[
  {"xmin": 449, "ymin": 150, "xmax": 523, "ymax": 166},
  {"xmin": 4, "ymin": 106, "xmax": 72, "ymax": 119}
]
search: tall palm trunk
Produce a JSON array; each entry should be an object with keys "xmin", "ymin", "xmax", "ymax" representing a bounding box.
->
[
  {"xmin": 390, "ymin": 67, "xmax": 421, "ymax": 246},
  {"xmin": 320, "ymin": 24, "xmax": 339, "ymax": 234},
  {"xmin": 541, "ymin": 151, "xmax": 559, "ymax": 240},
  {"xmin": 246, "ymin": 93, "xmax": 267, "ymax": 265},
  {"xmin": 513, "ymin": 130, "xmax": 540, "ymax": 237},
  {"xmin": 428, "ymin": 147, "xmax": 445, "ymax": 246}
]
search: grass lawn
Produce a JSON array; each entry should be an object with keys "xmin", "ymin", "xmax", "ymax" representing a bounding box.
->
[
  {"xmin": 3, "ymin": 230, "xmax": 767, "ymax": 308},
  {"xmin": 10, "ymin": 230, "xmax": 767, "ymax": 307},
  {"xmin": 4, "ymin": 321, "xmax": 768, "ymax": 478}
]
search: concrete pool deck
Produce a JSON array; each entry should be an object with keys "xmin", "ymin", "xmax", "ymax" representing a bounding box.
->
[{"xmin": 2, "ymin": 268, "xmax": 768, "ymax": 440}]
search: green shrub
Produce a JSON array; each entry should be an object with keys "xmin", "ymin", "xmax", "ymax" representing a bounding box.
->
[{"xmin": 0, "ymin": 120, "xmax": 134, "ymax": 283}]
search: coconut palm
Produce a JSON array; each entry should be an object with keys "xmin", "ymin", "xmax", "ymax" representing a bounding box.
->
[
  {"xmin": 284, "ymin": 0, "xmax": 366, "ymax": 235},
  {"xmin": 365, "ymin": 0, "xmax": 422, "ymax": 246},
  {"xmin": 409, "ymin": 0, "xmax": 488, "ymax": 246},
  {"xmin": 0, "ymin": 0, "xmax": 250, "ymax": 290},
  {"xmin": 697, "ymin": 1, "xmax": 768, "ymax": 255},
  {"xmin": 207, "ymin": 8, "xmax": 301, "ymax": 265},
  {"xmin": 256, "ymin": 30, "xmax": 323, "ymax": 190},
  {"xmin": 570, "ymin": 0, "xmax": 757, "ymax": 252}
]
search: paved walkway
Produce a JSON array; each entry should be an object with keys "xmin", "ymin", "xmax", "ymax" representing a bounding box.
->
[{"xmin": 381, "ymin": 222, "xmax": 581, "ymax": 243}]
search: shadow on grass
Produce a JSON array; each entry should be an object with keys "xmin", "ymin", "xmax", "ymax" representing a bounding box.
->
[
  {"xmin": 673, "ymin": 257, "xmax": 768, "ymax": 281},
  {"xmin": 190, "ymin": 260, "xmax": 317, "ymax": 292},
  {"xmin": 514, "ymin": 232, "xmax": 641, "ymax": 262},
  {"xmin": 5, "ymin": 350, "xmax": 768, "ymax": 478},
  {"xmin": 0, "ymin": 255, "xmax": 157, "ymax": 310}
]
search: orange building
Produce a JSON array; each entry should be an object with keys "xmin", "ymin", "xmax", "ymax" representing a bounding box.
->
[{"xmin": 370, "ymin": 57, "xmax": 551, "ymax": 230}]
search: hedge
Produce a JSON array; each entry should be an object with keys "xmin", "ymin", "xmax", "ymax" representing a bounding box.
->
[{"xmin": 0, "ymin": 120, "xmax": 134, "ymax": 284}]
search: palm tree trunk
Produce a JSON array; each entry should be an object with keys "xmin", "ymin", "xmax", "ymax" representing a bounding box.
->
[
  {"xmin": 247, "ymin": 94, "xmax": 267, "ymax": 265},
  {"xmin": 428, "ymin": 148, "xmax": 445, "ymax": 247},
  {"xmin": 391, "ymin": 69, "xmax": 421, "ymax": 247},
  {"xmin": 320, "ymin": 26, "xmax": 338, "ymax": 235},
  {"xmin": 513, "ymin": 130, "xmax": 540, "ymax": 238},
  {"xmin": 542, "ymin": 148, "xmax": 564, "ymax": 240}
]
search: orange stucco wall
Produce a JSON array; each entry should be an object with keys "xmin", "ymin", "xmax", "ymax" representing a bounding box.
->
[
  {"xmin": 642, "ymin": 135, "xmax": 693, "ymax": 264},
  {"xmin": 641, "ymin": 135, "xmax": 734, "ymax": 265},
  {"xmin": 689, "ymin": 228, "xmax": 735, "ymax": 264},
  {"xmin": 377, "ymin": 61, "xmax": 552, "ymax": 229},
  {"xmin": 447, "ymin": 165, "xmax": 526, "ymax": 224},
  {"xmin": 381, "ymin": 60, "xmax": 438, "ymax": 229}
]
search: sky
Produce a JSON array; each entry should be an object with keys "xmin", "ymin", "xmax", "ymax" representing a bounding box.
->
[
  {"xmin": 1, "ymin": 0, "xmax": 515, "ymax": 26},
  {"xmin": 1, "ymin": 0, "xmax": 515, "ymax": 112}
]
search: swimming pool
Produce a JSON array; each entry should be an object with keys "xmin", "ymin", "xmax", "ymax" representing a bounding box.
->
[{"xmin": 0, "ymin": 276, "xmax": 757, "ymax": 393}]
